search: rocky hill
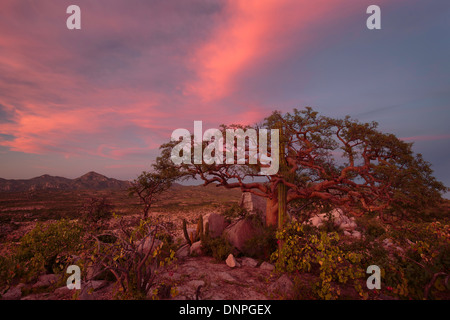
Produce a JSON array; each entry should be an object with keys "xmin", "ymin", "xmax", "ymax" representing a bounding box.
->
[{"xmin": 0, "ymin": 171, "xmax": 131, "ymax": 192}]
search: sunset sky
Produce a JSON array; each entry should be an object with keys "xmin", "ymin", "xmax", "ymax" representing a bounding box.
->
[{"xmin": 0, "ymin": 0, "xmax": 449, "ymax": 195}]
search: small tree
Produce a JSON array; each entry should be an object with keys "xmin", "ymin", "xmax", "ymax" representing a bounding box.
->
[
  {"xmin": 80, "ymin": 197, "xmax": 114, "ymax": 230},
  {"xmin": 89, "ymin": 218, "xmax": 175, "ymax": 299},
  {"xmin": 128, "ymin": 171, "xmax": 173, "ymax": 219}
]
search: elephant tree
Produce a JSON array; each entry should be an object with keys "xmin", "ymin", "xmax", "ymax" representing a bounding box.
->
[
  {"xmin": 154, "ymin": 108, "xmax": 447, "ymax": 227},
  {"xmin": 128, "ymin": 171, "xmax": 174, "ymax": 219}
]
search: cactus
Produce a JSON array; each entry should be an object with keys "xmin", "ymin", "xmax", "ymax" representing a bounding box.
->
[
  {"xmin": 183, "ymin": 215, "xmax": 205, "ymax": 245},
  {"xmin": 278, "ymin": 183, "xmax": 287, "ymax": 229},
  {"xmin": 182, "ymin": 218, "xmax": 191, "ymax": 246},
  {"xmin": 197, "ymin": 214, "xmax": 203, "ymax": 238},
  {"xmin": 202, "ymin": 222, "xmax": 209, "ymax": 241},
  {"xmin": 276, "ymin": 121, "xmax": 292, "ymax": 229}
]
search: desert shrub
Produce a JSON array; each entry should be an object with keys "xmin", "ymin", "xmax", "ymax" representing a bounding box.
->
[
  {"xmin": 365, "ymin": 222, "xmax": 386, "ymax": 239},
  {"xmin": 222, "ymin": 203, "xmax": 248, "ymax": 222},
  {"xmin": 201, "ymin": 234, "xmax": 233, "ymax": 262},
  {"xmin": 80, "ymin": 197, "xmax": 114, "ymax": 230},
  {"xmin": 393, "ymin": 222, "xmax": 450, "ymax": 299},
  {"xmin": 14, "ymin": 219, "xmax": 84, "ymax": 279},
  {"xmin": 287, "ymin": 198, "xmax": 333, "ymax": 223},
  {"xmin": 96, "ymin": 234, "xmax": 118, "ymax": 244},
  {"xmin": 0, "ymin": 254, "xmax": 16, "ymax": 289},
  {"xmin": 89, "ymin": 218, "xmax": 176, "ymax": 299},
  {"xmin": 355, "ymin": 216, "xmax": 386, "ymax": 240},
  {"xmin": 347, "ymin": 221, "xmax": 450, "ymax": 300},
  {"xmin": 242, "ymin": 215, "xmax": 277, "ymax": 260},
  {"xmin": 317, "ymin": 211, "xmax": 342, "ymax": 233},
  {"xmin": 272, "ymin": 221, "xmax": 365, "ymax": 300}
]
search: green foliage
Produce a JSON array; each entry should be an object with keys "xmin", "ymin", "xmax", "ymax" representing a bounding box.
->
[
  {"xmin": 90, "ymin": 218, "xmax": 176, "ymax": 299},
  {"xmin": 128, "ymin": 171, "xmax": 174, "ymax": 219},
  {"xmin": 0, "ymin": 254, "xmax": 16, "ymax": 288},
  {"xmin": 341, "ymin": 220, "xmax": 449, "ymax": 300},
  {"xmin": 14, "ymin": 219, "xmax": 84, "ymax": 279},
  {"xmin": 80, "ymin": 197, "xmax": 114, "ymax": 230},
  {"xmin": 155, "ymin": 107, "xmax": 447, "ymax": 228},
  {"xmin": 318, "ymin": 211, "xmax": 341, "ymax": 233},
  {"xmin": 222, "ymin": 203, "xmax": 248, "ymax": 221},
  {"xmin": 355, "ymin": 216, "xmax": 386, "ymax": 240},
  {"xmin": 272, "ymin": 221, "xmax": 365, "ymax": 300},
  {"xmin": 385, "ymin": 222, "xmax": 449, "ymax": 299},
  {"xmin": 242, "ymin": 215, "xmax": 277, "ymax": 260},
  {"xmin": 201, "ymin": 234, "xmax": 233, "ymax": 262}
]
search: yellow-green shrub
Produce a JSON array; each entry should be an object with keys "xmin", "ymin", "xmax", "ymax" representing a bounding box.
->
[
  {"xmin": 14, "ymin": 219, "xmax": 84, "ymax": 279},
  {"xmin": 272, "ymin": 222, "xmax": 365, "ymax": 300}
]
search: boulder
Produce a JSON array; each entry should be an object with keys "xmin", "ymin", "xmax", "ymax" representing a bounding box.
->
[
  {"xmin": 344, "ymin": 230, "xmax": 363, "ymax": 240},
  {"xmin": 32, "ymin": 274, "xmax": 60, "ymax": 289},
  {"xmin": 54, "ymin": 286, "xmax": 72, "ymax": 296},
  {"xmin": 259, "ymin": 262, "xmax": 275, "ymax": 271},
  {"xmin": 190, "ymin": 241, "xmax": 202, "ymax": 256},
  {"xmin": 78, "ymin": 280, "xmax": 110, "ymax": 300},
  {"xmin": 2, "ymin": 284, "xmax": 24, "ymax": 300},
  {"xmin": 240, "ymin": 192, "xmax": 266, "ymax": 221},
  {"xmin": 186, "ymin": 280, "xmax": 205, "ymax": 289},
  {"xmin": 268, "ymin": 274, "xmax": 294, "ymax": 298},
  {"xmin": 241, "ymin": 257, "xmax": 258, "ymax": 268},
  {"xmin": 176, "ymin": 244, "xmax": 190, "ymax": 259},
  {"xmin": 218, "ymin": 271, "xmax": 236, "ymax": 282},
  {"xmin": 137, "ymin": 237, "xmax": 162, "ymax": 255},
  {"xmin": 203, "ymin": 213, "xmax": 228, "ymax": 238},
  {"xmin": 308, "ymin": 208, "xmax": 357, "ymax": 231},
  {"xmin": 223, "ymin": 218, "xmax": 258, "ymax": 252},
  {"xmin": 225, "ymin": 254, "xmax": 240, "ymax": 268}
]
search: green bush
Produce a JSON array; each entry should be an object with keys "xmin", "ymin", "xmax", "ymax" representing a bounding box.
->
[
  {"xmin": 0, "ymin": 254, "xmax": 16, "ymax": 288},
  {"xmin": 344, "ymin": 220, "xmax": 450, "ymax": 300},
  {"xmin": 242, "ymin": 215, "xmax": 277, "ymax": 260},
  {"xmin": 89, "ymin": 218, "xmax": 176, "ymax": 299},
  {"xmin": 222, "ymin": 203, "xmax": 248, "ymax": 222},
  {"xmin": 389, "ymin": 222, "xmax": 450, "ymax": 299},
  {"xmin": 14, "ymin": 219, "xmax": 84, "ymax": 278},
  {"xmin": 272, "ymin": 221, "xmax": 365, "ymax": 300},
  {"xmin": 80, "ymin": 197, "xmax": 114, "ymax": 230},
  {"xmin": 201, "ymin": 234, "xmax": 233, "ymax": 262}
]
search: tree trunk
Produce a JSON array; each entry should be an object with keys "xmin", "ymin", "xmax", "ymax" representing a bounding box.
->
[
  {"xmin": 266, "ymin": 197, "xmax": 278, "ymax": 227},
  {"xmin": 143, "ymin": 204, "xmax": 150, "ymax": 220},
  {"xmin": 278, "ymin": 183, "xmax": 287, "ymax": 229}
]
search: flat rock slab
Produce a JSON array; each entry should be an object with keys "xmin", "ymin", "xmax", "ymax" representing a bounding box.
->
[
  {"xmin": 161, "ymin": 256, "xmax": 278, "ymax": 300},
  {"xmin": 32, "ymin": 274, "xmax": 60, "ymax": 289}
]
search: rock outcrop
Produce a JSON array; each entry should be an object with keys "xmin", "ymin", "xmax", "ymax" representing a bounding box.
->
[
  {"xmin": 223, "ymin": 218, "xmax": 259, "ymax": 253},
  {"xmin": 203, "ymin": 213, "xmax": 228, "ymax": 238},
  {"xmin": 308, "ymin": 208, "xmax": 358, "ymax": 231},
  {"xmin": 240, "ymin": 192, "xmax": 266, "ymax": 222}
]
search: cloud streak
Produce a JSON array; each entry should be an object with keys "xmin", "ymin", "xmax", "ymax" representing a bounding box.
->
[{"xmin": 0, "ymin": 0, "xmax": 448, "ymax": 189}]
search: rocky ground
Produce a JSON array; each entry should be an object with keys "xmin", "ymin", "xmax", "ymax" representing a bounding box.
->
[
  {"xmin": 3, "ymin": 192, "xmax": 447, "ymax": 300},
  {"xmin": 2, "ymin": 255, "xmax": 298, "ymax": 300}
]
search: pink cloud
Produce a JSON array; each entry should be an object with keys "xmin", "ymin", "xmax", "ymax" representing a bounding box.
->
[
  {"xmin": 0, "ymin": 0, "xmax": 397, "ymax": 162},
  {"xmin": 401, "ymin": 134, "xmax": 450, "ymax": 142},
  {"xmin": 183, "ymin": 0, "xmax": 375, "ymax": 103}
]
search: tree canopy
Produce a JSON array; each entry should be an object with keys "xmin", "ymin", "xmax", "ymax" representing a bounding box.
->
[{"xmin": 154, "ymin": 108, "xmax": 447, "ymax": 226}]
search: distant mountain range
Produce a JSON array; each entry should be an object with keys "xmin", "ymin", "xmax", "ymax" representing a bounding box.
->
[{"xmin": 0, "ymin": 171, "xmax": 132, "ymax": 192}]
